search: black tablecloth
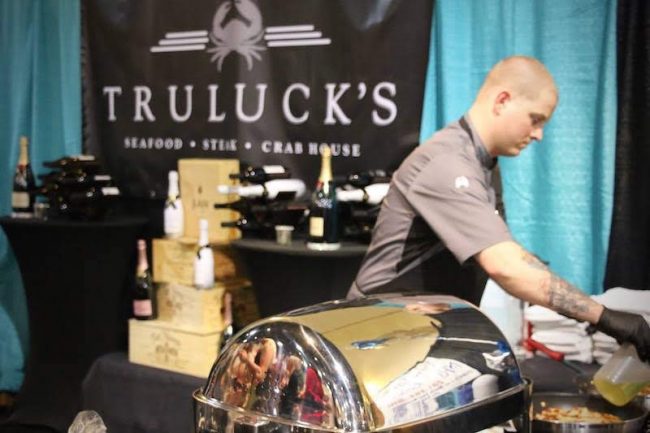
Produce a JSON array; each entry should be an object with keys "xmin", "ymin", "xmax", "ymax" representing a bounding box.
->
[
  {"xmin": 0, "ymin": 216, "xmax": 147, "ymax": 433},
  {"xmin": 78, "ymin": 352, "xmax": 601, "ymax": 433},
  {"xmin": 82, "ymin": 352, "xmax": 203, "ymax": 433},
  {"xmin": 231, "ymin": 238, "xmax": 368, "ymax": 317}
]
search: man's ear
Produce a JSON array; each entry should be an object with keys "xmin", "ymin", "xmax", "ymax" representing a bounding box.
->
[{"xmin": 493, "ymin": 91, "xmax": 511, "ymax": 115}]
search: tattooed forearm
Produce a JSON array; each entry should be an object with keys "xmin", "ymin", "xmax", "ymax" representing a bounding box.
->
[
  {"xmin": 545, "ymin": 274, "xmax": 591, "ymax": 317},
  {"xmin": 521, "ymin": 249, "xmax": 591, "ymax": 319}
]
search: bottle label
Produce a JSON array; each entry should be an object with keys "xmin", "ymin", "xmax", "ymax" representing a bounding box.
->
[
  {"xmin": 101, "ymin": 186, "xmax": 120, "ymax": 196},
  {"xmin": 11, "ymin": 192, "xmax": 30, "ymax": 208},
  {"xmin": 309, "ymin": 216, "xmax": 324, "ymax": 237},
  {"xmin": 262, "ymin": 165, "xmax": 285, "ymax": 174},
  {"xmin": 133, "ymin": 299, "xmax": 153, "ymax": 316},
  {"xmin": 164, "ymin": 200, "xmax": 184, "ymax": 236},
  {"xmin": 194, "ymin": 248, "xmax": 215, "ymax": 288}
]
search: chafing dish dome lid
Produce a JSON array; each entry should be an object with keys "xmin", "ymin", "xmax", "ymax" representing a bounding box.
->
[{"xmin": 195, "ymin": 294, "xmax": 525, "ymax": 432}]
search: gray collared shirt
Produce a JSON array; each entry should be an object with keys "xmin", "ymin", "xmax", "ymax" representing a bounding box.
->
[{"xmin": 350, "ymin": 115, "xmax": 511, "ymax": 303}]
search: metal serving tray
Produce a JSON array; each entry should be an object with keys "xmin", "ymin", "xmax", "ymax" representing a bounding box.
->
[{"xmin": 194, "ymin": 294, "xmax": 527, "ymax": 433}]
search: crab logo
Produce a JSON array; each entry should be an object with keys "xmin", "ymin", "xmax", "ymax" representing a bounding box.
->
[{"xmin": 207, "ymin": 0, "xmax": 266, "ymax": 71}]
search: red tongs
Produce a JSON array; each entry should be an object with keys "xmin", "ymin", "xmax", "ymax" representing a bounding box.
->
[{"xmin": 523, "ymin": 337, "xmax": 565, "ymax": 361}]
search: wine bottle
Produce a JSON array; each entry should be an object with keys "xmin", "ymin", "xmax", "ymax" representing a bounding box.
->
[
  {"xmin": 43, "ymin": 155, "xmax": 100, "ymax": 170},
  {"xmin": 65, "ymin": 186, "xmax": 120, "ymax": 204},
  {"xmin": 194, "ymin": 219, "xmax": 214, "ymax": 289},
  {"xmin": 214, "ymin": 198, "xmax": 251, "ymax": 214},
  {"xmin": 219, "ymin": 291, "xmax": 234, "ymax": 353},
  {"xmin": 307, "ymin": 146, "xmax": 340, "ymax": 250},
  {"xmin": 11, "ymin": 136, "xmax": 36, "ymax": 217},
  {"xmin": 221, "ymin": 217, "xmax": 269, "ymax": 234},
  {"xmin": 133, "ymin": 239, "xmax": 156, "ymax": 320},
  {"xmin": 217, "ymin": 178, "xmax": 307, "ymax": 200},
  {"xmin": 229, "ymin": 164, "xmax": 291, "ymax": 184},
  {"xmin": 345, "ymin": 169, "xmax": 391, "ymax": 188},
  {"xmin": 164, "ymin": 170, "xmax": 184, "ymax": 238},
  {"xmin": 214, "ymin": 198, "xmax": 270, "ymax": 215},
  {"xmin": 38, "ymin": 170, "xmax": 112, "ymax": 188},
  {"xmin": 336, "ymin": 183, "xmax": 390, "ymax": 205}
]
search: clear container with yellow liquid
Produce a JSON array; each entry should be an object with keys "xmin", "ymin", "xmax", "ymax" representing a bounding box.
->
[{"xmin": 594, "ymin": 343, "xmax": 650, "ymax": 406}]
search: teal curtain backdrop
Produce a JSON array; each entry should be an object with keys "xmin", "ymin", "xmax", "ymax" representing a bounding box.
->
[
  {"xmin": 420, "ymin": 0, "xmax": 617, "ymax": 295},
  {"xmin": 0, "ymin": 0, "xmax": 81, "ymax": 391}
]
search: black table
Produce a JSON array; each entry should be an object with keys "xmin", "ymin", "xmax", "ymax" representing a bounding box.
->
[
  {"xmin": 82, "ymin": 352, "xmax": 202, "ymax": 433},
  {"xmin": 231, "ymin": 238, "xmax": 368, "ymax": 317},
  {"xmin": 78, "ymin": 352, "xmax": 601, "ymax": 433},
  {"xmin": 0, "ymin": 216, "xmax": 147, "ymax": 433}
]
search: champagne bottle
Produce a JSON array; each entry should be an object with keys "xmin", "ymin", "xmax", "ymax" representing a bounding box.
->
[
  {"xmin": 164, "ymin": 170, "xmax": 184, "ymax": 238},
  {"xmin": 336, "ymin": 183, "xmax": 390, "ymax": 205},
  {"xmin": 217, "ymin": 178, "xmax": 306, "ymax": 200},
  {"xmin": 133, "ymin": 239, "xmax": 156, "ymax": 320},
  {"xmin": 11, "ymin": 136, "xmax": 36, "ymax": 217},
  {"xmin": 194, "ymin": 219, "xmax": 215, "ymax": 289},
  {"xmin": 307, "ymin": 146, "xmax": 340, "ymax": 250},
  {"xmin": 229, "ymin": 164, "xmax": 291, "ymax": 184}
]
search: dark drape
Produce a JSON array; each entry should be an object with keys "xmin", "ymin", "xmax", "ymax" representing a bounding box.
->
[{"xmin": 604, "ymin": 0, "xmax": 650, "ymax": 290}]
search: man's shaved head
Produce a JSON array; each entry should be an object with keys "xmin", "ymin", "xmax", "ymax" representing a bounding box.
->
[
  {"xmin": 478, "ymin": 55, "xmax": 557, "ymax": 102},
  {"xmin": 468, "ymin": 55, "xmax": 559, "ymax": 157}
]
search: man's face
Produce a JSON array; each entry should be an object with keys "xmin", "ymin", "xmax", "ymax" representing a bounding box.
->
[{"xmin": 495, "ymin": 88, "xmax": 557, "ymax": 157}]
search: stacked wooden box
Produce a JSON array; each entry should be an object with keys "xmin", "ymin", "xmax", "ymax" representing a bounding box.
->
[{"xmin": 128, "ymin": 159, "xmax": 259, "ymax": 378}]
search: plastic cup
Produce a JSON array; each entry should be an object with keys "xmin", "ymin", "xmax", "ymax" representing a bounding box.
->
[{"xmin": 593, "ymin": 343, "xmax": 650, "ymax": 406}]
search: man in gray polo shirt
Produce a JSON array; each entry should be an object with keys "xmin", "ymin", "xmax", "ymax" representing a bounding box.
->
[{"xmin": 348, "ymin": 56, "xmax": 650, "ymax": 360}]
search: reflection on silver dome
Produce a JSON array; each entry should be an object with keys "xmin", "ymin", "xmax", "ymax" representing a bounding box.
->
[{"xmin": 194, "ymin": 294, "xmax": 526, "ymax": 433}]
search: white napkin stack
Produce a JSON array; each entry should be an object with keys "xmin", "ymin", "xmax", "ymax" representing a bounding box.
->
[
  {"xmin": 524, "ymin": 304, "xmax": 593, "ymax": 363},
  {"xmin": 590, "ymin": 287, "xmax": 650, "ymax": 364}
]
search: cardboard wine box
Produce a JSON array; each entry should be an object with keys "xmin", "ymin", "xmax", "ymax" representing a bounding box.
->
[
  {"xmin": 128, "ymin": 319, "xmax": 221, "ymax": 378},
  {"xmin": 178, "ymin": 158, "xmax": 241, "ymax": 243},
  {"xmin": 229, "ymin": 281, "xmax": 261, "ymax": 328},
  {"xmin": 156, "ymin": 279, "xmax": 248, "ymax": 331},
  {"xmin": 152, "ymin": 237, "xmax": 243, "ymax": 284}
]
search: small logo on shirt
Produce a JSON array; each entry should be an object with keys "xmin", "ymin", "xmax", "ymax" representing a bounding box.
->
[{"xmin": 454, "ymin": 176, "xmax": 470, "ymax": 189}]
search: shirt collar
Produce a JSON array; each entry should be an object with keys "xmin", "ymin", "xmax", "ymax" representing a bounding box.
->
[{"xmin": 462, "ymin": 114, "xmax": 497, "ymax": 170}]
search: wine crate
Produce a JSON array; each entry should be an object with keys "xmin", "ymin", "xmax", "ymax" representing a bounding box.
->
[
  {"xmin": 128, "ymin": 319, "xmax": 220, "ymax": 378},
  {"xmin": 156, "ymin": 279, "xmax": 242, "ymax": 331},
  {"xmin": 230, "ymin": 282, "xmax": 261, "ymax": 328},
  {"xmin": 152, "ymin": 237, "xmax": 243, "ymax": 284},
  {"xmin": 178, "ymin": 158, "xmax": 241, "ymax": 243}
]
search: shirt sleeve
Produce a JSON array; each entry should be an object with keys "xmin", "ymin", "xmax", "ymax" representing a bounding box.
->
[{"xmin": 405, "ymin": 155, "xmax": 512, "ymax": 264}]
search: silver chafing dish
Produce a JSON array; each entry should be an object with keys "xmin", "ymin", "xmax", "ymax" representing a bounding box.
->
[{"xmin": 194, "ymin": 294, "xmax": 528, "ymax": 433}]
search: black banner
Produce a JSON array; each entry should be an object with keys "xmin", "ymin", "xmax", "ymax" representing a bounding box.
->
[{"xmin": 83, "ymin": 0, "xmax": 433, "ymax": 198}]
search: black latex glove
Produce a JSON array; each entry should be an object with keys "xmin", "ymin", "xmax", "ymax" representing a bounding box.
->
[{"xmin": 595, "ymin": 307, "xmax": 650, "ymax": 361}]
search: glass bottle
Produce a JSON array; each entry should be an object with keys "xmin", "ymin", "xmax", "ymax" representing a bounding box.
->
[
  {"xmin": 11, "ymin": 136, "xmax": 36, "ymax": 217},
  {"xmin": 164, "ymin": 170, "xmax": 184, "ymax": 238},
  {"xmin": 307, "ymin": 146, "xmax": 340, "ymax": 250},
  {"xmin": 229, "ymin": 164, "xmax": 290, "ymax": 184},
  {"xmin": 217, "ymin": 178, "xmax": 306, "ymax": 200},
  {"xmin": 133, "ymin": 239, "xmax": 156, "ymax": 320},
  {"xmin": 194, "ymin": 219, "xmax": 215, "ymax": 289}
]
